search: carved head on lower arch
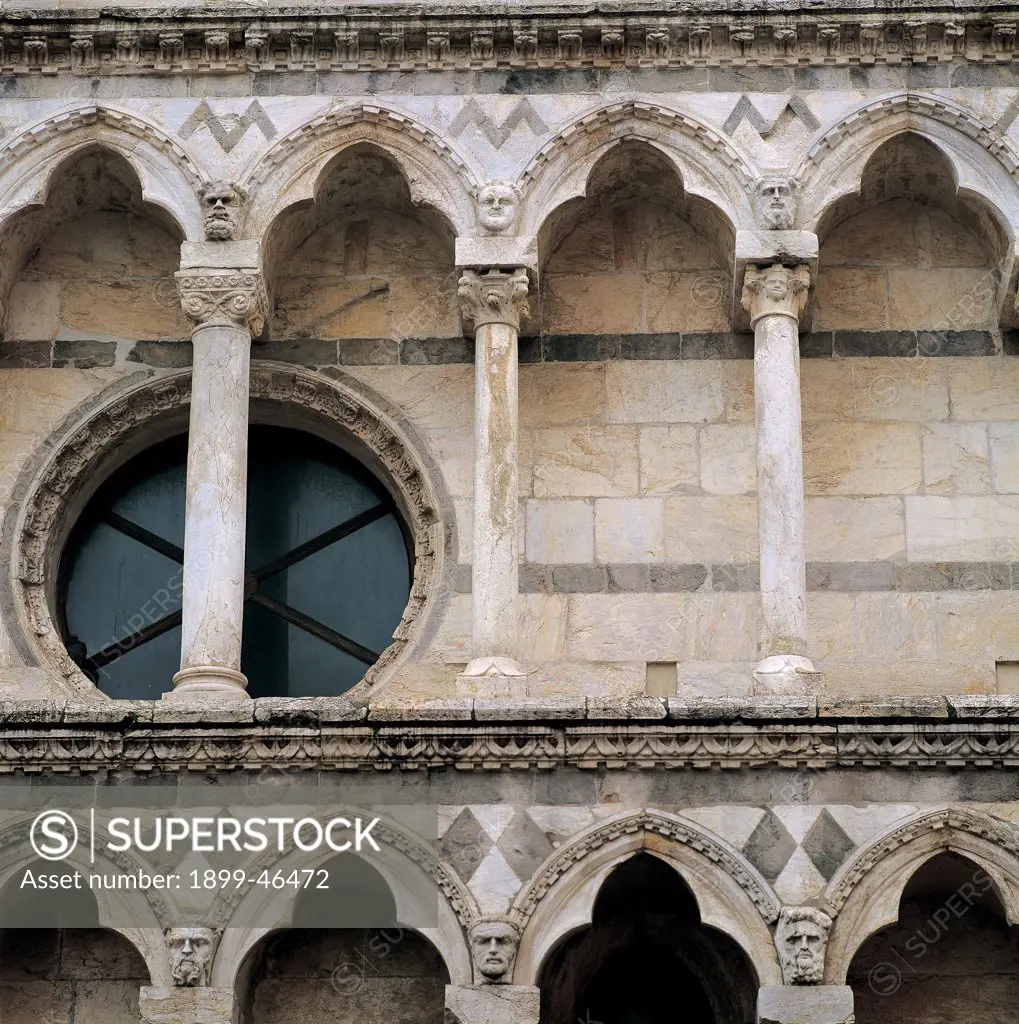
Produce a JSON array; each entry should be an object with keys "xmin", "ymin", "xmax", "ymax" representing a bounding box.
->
[
  {"xmin": 754, "ymin": 176, "xmax": 797, "ymax": 230},
  {"xmin": 166, "ymin": 926, "xmax": 218, "ymax": 986},
  {"xmin": 197, "ymin": 180, "xmax": 247, "ymax": 240},
  {"xmin": 469, "ymin": 915, "xmax": 521, "ymax": 984},
  {"xmin": 775, "ymin": 906, "xmax": 832, "ymax": 985},
  {"xmin": 474, "ymin": 181, "xmax": 521, "ymax": 234}
]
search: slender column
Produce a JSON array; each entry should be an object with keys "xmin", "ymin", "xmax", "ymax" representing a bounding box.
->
[
  {"xmin": 741, "ymin": 264, "xmax": 820, "ymax": 693},
  {"xmin": 456, "ymin": 267, "xmax": 530, "ymax": 692},
  {"xmin": 171, "ymin": 267, "xmax": 268, "ymax": 699}
]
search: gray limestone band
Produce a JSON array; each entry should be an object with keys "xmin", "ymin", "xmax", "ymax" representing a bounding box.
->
[
  {"xmin": 450, "ymin": 561, "xmax": 1019, "ymax": 594},
  {"xmin": 0, "ymin": 332, "xmax": 1006, "ymax": 369}
]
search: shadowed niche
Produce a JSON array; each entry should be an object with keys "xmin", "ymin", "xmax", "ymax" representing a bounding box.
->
[{"xmin": 538, "ymin": 852, "xmax": 758, "ymax": 1024}]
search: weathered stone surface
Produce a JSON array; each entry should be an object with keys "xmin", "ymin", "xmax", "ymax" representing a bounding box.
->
[
  {"xmin": 445, "ymin": 985, "xmax": 539, "ymax": 1024},
  {"xmin": 757, "ymin": 985, "xmax": 854, "ymax": 1024}
]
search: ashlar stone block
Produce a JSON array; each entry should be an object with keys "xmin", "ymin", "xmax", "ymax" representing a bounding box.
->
[
  {"xmin": 445, "ymin": 984, "xmax": 540, "ymax": 1024},
  {"xmin": 757, "ymin": 985, "xmax": 854, "ymax": 1024}
]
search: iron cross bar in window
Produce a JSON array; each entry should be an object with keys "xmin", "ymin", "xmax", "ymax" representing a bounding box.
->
[{"xmin": 88, "ymin": 501, "xmax": 392, "ymax": 669}]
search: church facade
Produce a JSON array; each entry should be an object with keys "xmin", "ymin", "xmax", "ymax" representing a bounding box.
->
[{"xmin": 1, "ymin": 1, "xmax": 1019, "ymax": 1022}]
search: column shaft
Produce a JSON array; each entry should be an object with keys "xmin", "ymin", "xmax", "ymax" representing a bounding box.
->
[
  {"xmin": 742, "ymin": 264, "xmax": 818, "ymax": 690},
  {"xmin": 456, "ymin": 268, "xmax": 530, "ymax": 689},
  {"xmin": 754, "ymin": 310, "xmax": 808, "ymax": 658},
  {"xmin": 172, "ymin": 264, "xmax": 267, "ymax": 699},
  {"xmin": 177, "ymin": 322, "xmax": 251, "ymax": 685},
  {"xmin": 472, "ymin": 319, "xmax": 520, "ymax": 662}
]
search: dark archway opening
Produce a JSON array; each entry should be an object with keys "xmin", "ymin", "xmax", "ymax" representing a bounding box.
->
[
  {"xmin": 849, "ymin": 851, "xmax": 1019, "ymax": 1023},
  {"xmin": 539, "ymin": 853, "xmax": 758, "ymax": 1024}
]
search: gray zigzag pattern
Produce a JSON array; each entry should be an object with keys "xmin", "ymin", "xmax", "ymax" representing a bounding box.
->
[{"xmin": 448, "ymin": 97, "xmax": 548, "ymax": 148}]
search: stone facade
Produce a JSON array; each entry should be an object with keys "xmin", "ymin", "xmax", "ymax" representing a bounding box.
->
[{"xmin": 1, "ymin": 1, "xmax": 1019, "ymax": 1022}]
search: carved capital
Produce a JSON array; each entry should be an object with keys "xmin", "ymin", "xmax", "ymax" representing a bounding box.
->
[
  {"xmin": 458, "ymin": 268, "xmax": 530, "ymax": 330},
  {"xmin": 175, "ymin": 269, "xmax": 269, "ymax": 335},
  {"xmin": 741, "ymin": 263, "xmax": 811, "ymax": 326}
]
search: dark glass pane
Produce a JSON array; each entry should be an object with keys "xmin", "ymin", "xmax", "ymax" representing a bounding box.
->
[{"xmin": 60, "ymin": 426, "xmax": 411, "ymax": 699}]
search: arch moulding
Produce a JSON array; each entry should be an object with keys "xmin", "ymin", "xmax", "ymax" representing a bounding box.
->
[
  {"xmin": 240, "ymin": 102, "xmax": 479, "ymax": 241},
  {"xmin": 794, "ymin": 92, "xmax": 1019, "ymax": 238},
  {"xmin": 823, "ymin": 806, "xmax": 1019, "ymax": 984},
  {"xmin": 4, "ymin": 364, "xmax": 456, "ymax": 701},
  {"xmin": 517, "ymin": 100, "xmax": 757, "ymax": 237},
  {"xmin": 510, "ymin": 809, "xmax": 782, "ymax": 988},
  {"xmin": 0, "ymin": 104, "xmax": 206, "ymax": 240}
]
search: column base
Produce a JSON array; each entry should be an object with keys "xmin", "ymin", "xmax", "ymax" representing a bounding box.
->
[
  {"xmin": 139, "ymin": 986, "xmax": 239, "ymax": 1024},
  {"xmin": 456, "ymin": 657, "xmax": 530, "ymax": 697},
  {"xmin": 168, "ymin": 665, "xmax": 250, "ymax": 701},
  {"xmin": 445, "ymin": 984, "xmax": 540, "ymax": 1024},
  {"xmin": 752, "ymin": 654, "xmax": 823, "ymax": 697},
  {"xmin": 757, "ymin": 985, "xmax": 854, "ymax": 1024}
]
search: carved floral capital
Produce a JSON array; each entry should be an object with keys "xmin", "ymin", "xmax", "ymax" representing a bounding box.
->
[
  {"xmin": 741, "ymin": 263, "xmax": 811, "ymax": 326},
  {"xmin": 175, "ymin": 269, "xmax": 269, "ymax": 335},
  {"xmin": 458, "ymin": 268, "xmax": 530, "ymax": 330}
]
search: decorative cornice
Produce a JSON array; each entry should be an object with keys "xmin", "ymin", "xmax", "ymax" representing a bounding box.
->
[
  {"xmin": 175, "ymin": 269, "xmax": 269, "ymax": 334},
  {"xmin": 2, "ymin": 713, "xmax": 1019, "ymax": 772},
  {"xmin": 1, "ymin": 13, "xmax": 1018, "ymax": 76}
]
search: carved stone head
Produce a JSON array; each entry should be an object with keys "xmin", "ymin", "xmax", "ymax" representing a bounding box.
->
[
  {"xmin": 166, "ymin": 926, "xmax": 217, "ymax": 987},
  {"xmin": 198, "ymin": 180, "xmax": 246, "ymax": 240},
  {"xmin": 475, "ymin": 181, "xmax": 520, "ymax": 234},
  {"xmin": 775, "ymin": 907, "xmax": 832, "ymax": 985},
  {"xmin": 469, "ymin": 917, "xmax": 520, "ymax": 983},
  {"xmin": 754, "ymin": 176, "xmax": 797, "ymax": 230}
]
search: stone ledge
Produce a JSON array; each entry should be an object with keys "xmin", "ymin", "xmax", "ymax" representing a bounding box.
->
[{"xmin": 5, "ymin": 694, "xmax": 1019, "ymax": 726}]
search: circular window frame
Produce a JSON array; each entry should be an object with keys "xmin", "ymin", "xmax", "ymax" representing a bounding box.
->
[{"xmin": 4, "ymin": 363, "xmax": 456, "ymax": 702}]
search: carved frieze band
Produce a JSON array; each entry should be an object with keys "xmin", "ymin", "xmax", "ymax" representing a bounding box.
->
[
  {"xmin": 175, "ymin": 270, "xmax": 270, "ymax": 335},
  {"xmin": 2, "ymin": 722, "xmax": 1019, "ymax": 772},
  {"xmin": 0, "ymin": 16, "xmax": 1015, "ymax": 75}
]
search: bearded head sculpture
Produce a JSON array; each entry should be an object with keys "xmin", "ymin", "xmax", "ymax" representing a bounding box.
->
[
  {"xmin": 198, "ymin": 180, "xmax": 246, "ymax": 240},
  {"xmin": 754, "ymin": 176, "xmax": 797, "ymax": 230},
  {"xmin": 166, "ymin": 926, "xmax": 217, "ymax": 987},
  {"xmin": 775, "ymin": 907, "xmax": 832, "ymax": 985}
]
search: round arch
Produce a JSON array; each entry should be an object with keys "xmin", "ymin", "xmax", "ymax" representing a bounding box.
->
[
  {"xmin": 793, "ymin": 92, "xmax": 1019, "ymax": 243},
  {"xmin": 518, "ymin": 100, "xmax": 757, "ymax": 238},
  {"xmin": 3, "ymin": 364, "xmax": 457, "ymax": 701},
  {"xmin": 0, "ymin": 104, "xmax": 205, "ymax": 241},
  {"xmin": 510, "ymin": 809, "xmax": 781, "ymax": 987},
  {"xmin": 240, "ymin": 102, "xmax": 478, "ymax": 243},
  {"xmin": 209, "ymin": 813, "xmax": 476, "ymax": 990},
  {"xmin": 823, "ymin": 807, "xmax": 1019, "ymax": 984}
]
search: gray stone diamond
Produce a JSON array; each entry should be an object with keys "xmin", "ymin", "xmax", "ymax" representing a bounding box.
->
[
  {"xmin": 743, "ymin": 810, "xmax": 797, "ymax": 882},
  {"xmin": 439, "ymin": 808, "xmax": 494, "ymax": 882},
  {"xmin": 496, "ymin": 811, "xmax": 556, "ymax": 882},
  {"xmin": 802, "ymin": 809, "xmax": 856, "ymax": 881}
]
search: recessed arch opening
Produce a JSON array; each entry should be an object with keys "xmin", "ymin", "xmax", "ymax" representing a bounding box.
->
[
  {"xmin": 262, "ymin": 143, "xmax": 458, "ymax": 345},
  {"xmin": 537, "ymin": 141, "xmax": 735, "ymax": 338},
  {"xmin": 0, "ymin": 145, "xmax": 188, "ymax": 345},
  {"xmin": 847, "ymin": 850, "xmax": 1019, "ymax": 1022},
  {"xmin": 813, "ymin": 132, "xmax": 1009, "ymax": 333},
  {"xmin": 537, "ymin": 852, "xmax": 758, "ymax": 1024}
]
